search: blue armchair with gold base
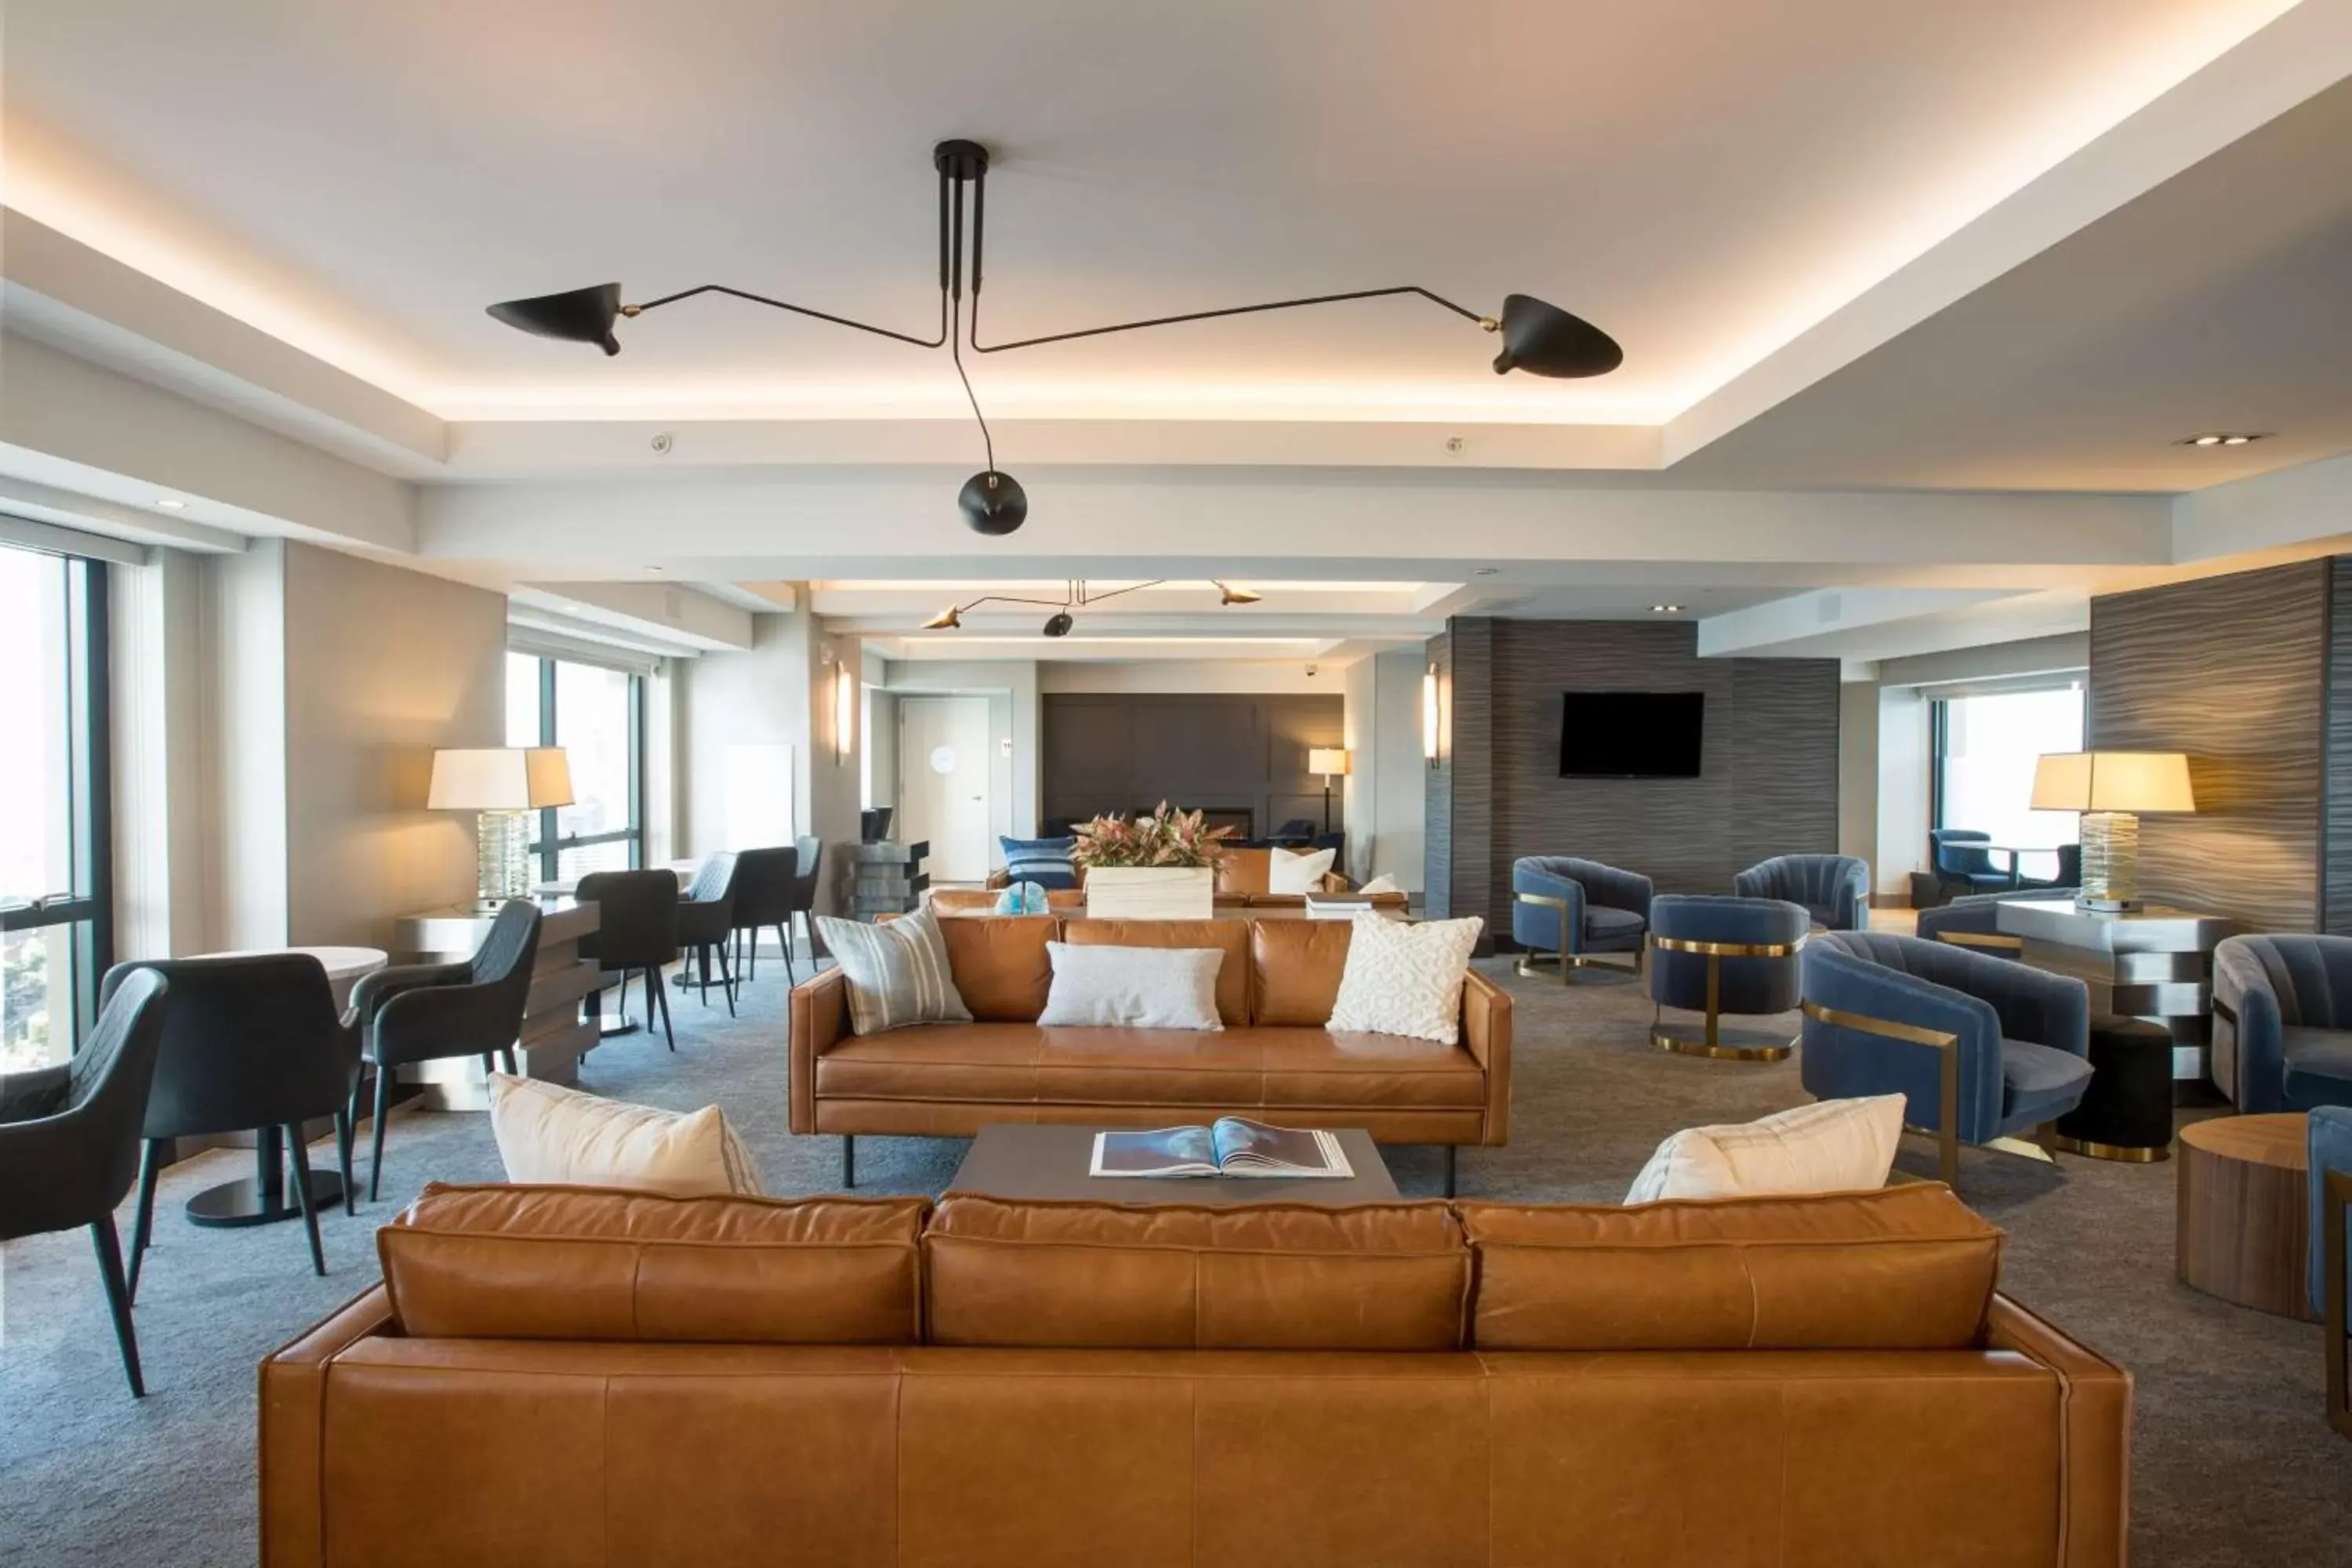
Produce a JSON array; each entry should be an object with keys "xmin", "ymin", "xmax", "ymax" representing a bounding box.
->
[{"xmin": 1510, "ymin": 856, "xmax": 1652, "ymax": 981}]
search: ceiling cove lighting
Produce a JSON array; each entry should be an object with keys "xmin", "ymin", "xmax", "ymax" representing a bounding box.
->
[
  {"xmin": 2176, "ymin": 433, "xmax": 2267, "ymax": 447},
  {"xmin": 1650, "ymin": 604, "xmax": 1682, "ymax": 613},
  {"xmin": 920, "ymin": 579, "xmax": 1260, "ymax": 637},
  {"xmin": 489, "ymin": 140, "xmax": 1621, "ymax": 537}
]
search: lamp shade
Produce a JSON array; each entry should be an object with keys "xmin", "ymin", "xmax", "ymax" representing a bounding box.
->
[
  {"xmin": 487, "ymin": 283, "xmax": 624, "ymax": 356},
  {"xmin": 427, "ymin": 747, "xmax": 574, "ymax": 811},
  {"xmin": 2030, "ymin": 751, "xmax": 2195, "ymax": 814},
  {"xmin": 1308, "ymin": 747, "xmax": 1352, "ymax": 777},
  {"xmin": 1490, "ymin": 293, "xmax": 1624, "ymax": 379}
]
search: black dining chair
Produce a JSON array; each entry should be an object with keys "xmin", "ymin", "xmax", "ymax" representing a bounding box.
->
[
  {"xmin": 677, "ymin": 852, "xmax": 742, "ymax": 1016},
  {"xmin": 576, "ymin": 869, "xmax": 682, "ymax": 1051},
  {"xmin": 0, "ymin": 968, "xmax": 172, "ymax": 1396},
  {"xmin": 728, "ymin": 845, "xmax": 798, "ymax": 984},
  {"xmin": 348, "ymin": 900, "xmax": 541, "ymax": 1202},
  {"xmin": 114, "ymin": 954, "xmax": 360, "ymax": 1295},
  {"xmin": 783, "ymin": 836, "xmax": 825, "ymax": 984}
]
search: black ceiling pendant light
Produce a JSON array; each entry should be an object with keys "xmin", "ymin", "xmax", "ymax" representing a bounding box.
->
[
  {"xmin": 488, "ymin": 139, "xmax": 1622, "ymax": 535},
  {"xmin": 919, "ymin": 579, "xmax": 1254, "ymax": 637}
]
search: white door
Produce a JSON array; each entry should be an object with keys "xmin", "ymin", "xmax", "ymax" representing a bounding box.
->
[{"xmin": 898, "ymin": 697, "xmax": 994, "ymax": 884}]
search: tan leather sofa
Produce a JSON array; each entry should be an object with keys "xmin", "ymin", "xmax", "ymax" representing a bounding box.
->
[
  {"xmin": 789, "ymin": 916, "xmax": 1511, "ymax": 1189},
  {"xmin": 978, "ymin": 847, "xmax": 1396, "ymax": 910},
  {"xmin": 260, "ymin": 1181, "xmax": 2131, "ymax": 1568}
]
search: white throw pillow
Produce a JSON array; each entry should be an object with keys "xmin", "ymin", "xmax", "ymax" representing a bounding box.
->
[
  {"xmin": 1326, "ymin": 913, "xmax": 1483, "ymax": 1044},
  {"xmin": 1270, "ymin": 845, "xmax": 1338, "ymax": 895},
  {"xmin": 488, "ymin": 1074, "xmax": 764, "ymax": 1197},
  {"xmin": 1359, "ymin": 873, "xmax": 1402, "ymax": 895},
  {"xmin": 1623, "ymin": 1095, "xmax": 1907, "ymax": 1205},
  {"xmin": 1036, "ymin": 942, "xmax": 1224, "ymax": 1030}
]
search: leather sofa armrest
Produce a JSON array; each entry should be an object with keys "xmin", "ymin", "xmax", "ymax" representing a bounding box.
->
[
  {"xmin": 1461, "ymin": 970, "xmax": 1512, "ymax": 1145},
  {"xmin": 260, "ymin": 1286, "xmax": 398, "ymax": 1568},
  {"xmin": 1984, "ymin": 1294, "xmax": 2131, "ymax": 1567},
  {"xmin": 790, "ymin": 967, "xmax": 851, "ymax": 1133},
  {"xmin": 985, "ymin": 869, "xmax": 1010, "ymax": 889}
]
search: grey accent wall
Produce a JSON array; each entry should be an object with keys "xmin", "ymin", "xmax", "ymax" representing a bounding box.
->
[
  {"xmin": 1428, "ymin": 617, "xmax": 1840, "ymax": 939},
  {"xmin": 1040, "ymin": 693, "xmax": 1345, "ymax": 840},
  {"xmin": 2088, "ymin": 559, "xmax": 2327, "ymax": 933}
]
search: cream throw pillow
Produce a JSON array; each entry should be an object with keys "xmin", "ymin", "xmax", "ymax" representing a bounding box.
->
[
  {"xmin": 1359, "ymin": 873, "xmax": 1402, "ymax": 895},
  {"xmin": 1269, "ymin": 845, "xmax": 1338, "ymax": 895},
  {"xmin": 1624, "ymin": 1094, "xmax": 1907, "ymax": 1205},
  {"xmin": 1036, "ymin": 942, "xmax": 1224, "ymax": 1030},
  {"xmin": 488, "ymin": 1073, "xmax": 764, "ymax": 1197},
  {"xmin": 1326, "ymin": 913, "xmax": 1483, "ymax": 1044}
]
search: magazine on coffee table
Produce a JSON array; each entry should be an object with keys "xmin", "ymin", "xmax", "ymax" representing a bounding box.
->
[{"xmin": 1089, "ymin": 1118, "xmax": 1354, "ymax": 1179}]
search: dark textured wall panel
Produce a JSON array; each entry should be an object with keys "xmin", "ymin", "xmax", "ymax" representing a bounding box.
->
[
  {"xmin": 2089, "ymin": 559, "xmax": 2325, "ymax": 932},
  {"xmin": 2330, "ymin": 559, "xmax": 2352, "ymax": 934},
  {"xmin": 1040, "ymin": 693, "xmax": 1345, "ymax": 840},
  {"xmin": 1432, "ymin": 617, "xmax": 1840, "ymax": 942}
]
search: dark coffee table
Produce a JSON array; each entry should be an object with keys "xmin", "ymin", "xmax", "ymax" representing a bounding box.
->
[{"xmin": 947, "ymin": 1123, "xmax": 1399, "ymax": 1205}]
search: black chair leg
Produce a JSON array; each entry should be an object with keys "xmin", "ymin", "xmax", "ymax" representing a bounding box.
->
[
  {"xmin": 502, "ymin": 1047, "xmax": 519, "ymax": 1076},
  {"xmin": 127, "ymin": 1138, "xmax": 163, "ymax": 1304},
  {"xmin": 782, "ymin": 924, "xmax": 797, "ymax": 987},
  {"xmin": 718, "ymin": 942, "xmax": 737, "ymax": 1018},
  {"xmin": 333, "ymin": 1108, "xmax": 357, "ymax": 1216},
  {"xmin": 842, "ymin": 1134, "xmax": 855, "ymax": 1189},
  {"xmin": 1443, "ymin": 1145, "xmax": 1458, "ymax": 1199},
  {"xmin": 369, "ymin": 1068, "xmax": 393, "ymax": 1203},
  {"xmin": 285, "ymin": 1127, "xmax": 326, "ymax": 1278},
  {"xmin": 653, "ymin": 967, "xmax": 676, "ymax": 1051},
  {"xmin": 90, "ymin": 1216, "xmax": 145, "ymax": 1398}
]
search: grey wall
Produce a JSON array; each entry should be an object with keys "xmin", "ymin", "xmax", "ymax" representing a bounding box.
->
[
  {"xmin": 1427, "ymin": 617, "xmax": 1840, "ymax": 938},
  {"xmin": 1041, "ymin": 692, "xmax": 1345, "ymax": 840}
]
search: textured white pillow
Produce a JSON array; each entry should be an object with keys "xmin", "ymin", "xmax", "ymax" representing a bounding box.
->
[
  {"xmin": 1326, "ymin": 913, "xmax": 1483, "ymax": 1044},
  {"xmin": 1624, "ymin": 1095, "xmax": 1907, "ymax": 1205},
  {"xmin": 1270, "ymin": 845, "xmax": 1338, "ymax": 895},
  {"xmin": 1359, "ymin": 873, "xmax": 1402, "ymax": 895},
  {"xmin": 488, "ymin": 1074, "xmax": 764, "ymax": 1197},
  {"xmin": 1036, "ymin": 942, "xmax": 1224, "ymax": 1030}
]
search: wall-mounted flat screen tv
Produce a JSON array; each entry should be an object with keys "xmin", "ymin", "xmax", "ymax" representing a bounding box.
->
[{"xmin": 1558, "ymin": 691, "xmax": 1704, "ymax": 778}]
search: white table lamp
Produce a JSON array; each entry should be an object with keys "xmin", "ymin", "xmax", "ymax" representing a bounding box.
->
[
  {"xmin": 2029, "ymin": 750, "xmax": 2195, "ymax": 912},
  {"xmin": 1308, "ymin": 747, "xmax": 1352, "ymax": 835},
  {"xmin": 429, "ymin": 747, "xmax": 573, "ymax": 906}
]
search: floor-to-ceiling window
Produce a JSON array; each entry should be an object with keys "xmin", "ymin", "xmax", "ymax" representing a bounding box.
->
[
  {"xmin": 1, "ymin": 542, "xmax": 111, "ymax": 1070},
  {"xmin": 1933, "ymin": 682, "xmax": 2085, "ymax": 879},
  {"xmin": 505, "ymin": 650, "xmax": 644, "ymax": 883}
]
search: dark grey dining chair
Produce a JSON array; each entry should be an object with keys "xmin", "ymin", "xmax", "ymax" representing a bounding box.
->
[
  {"xmin": 728, "ymin": 845, "xmax": 798, "ymax": 984},
  {"xmin": 783, "ymin": 836, "xmax": 825, "ymax": 985},
  {"xmin": 0, "ymin": 968, "xmax": 172, "ymax": 1396},
  {"xmin": 576, "ymin": 869, "xmax": 682, "ymax": 1051},
  {"xmin": 677, "ymin": 853, "xmax": 742, "ymax": 1015}
]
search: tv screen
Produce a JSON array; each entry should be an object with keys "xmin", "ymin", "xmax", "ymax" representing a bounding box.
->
[{"xmin": 1558, "ymin": 691, "xmax": 1704, "ymax": 778}]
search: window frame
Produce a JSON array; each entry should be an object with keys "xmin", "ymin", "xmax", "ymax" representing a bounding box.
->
[
  {"xmin": 0, "ymin": 547, "xmax": 114, "ymax": 1051},
  {"xmin": 509, "ymin": 652, "xmax": 646, "ymax": 882}
]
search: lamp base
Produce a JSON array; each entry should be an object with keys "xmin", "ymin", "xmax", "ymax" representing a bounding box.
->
[
  {"xmin": 475, "ymin": 809, "xmax": 535, "ymax": 904},
  {"xmin": 2077, "ymin": 811, "xmax": 2140, "ymax": 910}
]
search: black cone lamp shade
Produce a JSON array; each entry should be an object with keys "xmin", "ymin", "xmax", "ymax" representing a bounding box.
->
[
  {"xmin": 488, "ymin": 283, "xmax": 626, "ymax": 356},
  {"xmin": 1490, "ymin": 293, "xmax": 1622, "ymax": 379},
  {"xmin": 959, "ymin": 470, "xmax": 1028, "ymax": 535},
  {"xmin": 1041, "ymin": 610, "xmax": 1075, "ymax": 637}
]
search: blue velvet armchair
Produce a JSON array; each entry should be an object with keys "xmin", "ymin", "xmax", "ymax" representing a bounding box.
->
[
  {"xmin": 1799, "ymin": 931, "xmax": 2092, "ymax": 1189},
  {"xmin": 1511, "ymin": 855, "xmax": 1653, "ymax": 980},
  {"xmin": 2312, "ymin": 1107, "xmax": 2352, "ymax": 1437},
  {"xmin": 2212, "ymin": 935, "xmax": 2352, "ymax": 1113},
  {"xmin": 1646, "ymin": 895, "xmax": 1809, "ymax": 1060},
  {"xmin": 1929, "ymin": 829, "xmax": 2012, "ymax": 898},
  {"xmin": 1914, "ymin": 887, "xmax": 2081, "ymax": 953},
  {"xmin": 1733, "ymin": 854, "xmax": 1870, "ymax": 931}
]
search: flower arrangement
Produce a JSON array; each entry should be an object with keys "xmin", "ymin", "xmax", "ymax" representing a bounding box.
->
[{"xmin": 1070, "ymin": 801, "xmax": 1236, "ymax": 869}]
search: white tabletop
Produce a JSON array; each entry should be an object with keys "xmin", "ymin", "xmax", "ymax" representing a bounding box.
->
[{"xmin": 194, "ymin": 945, "xmax": 388, "ymax": 981}]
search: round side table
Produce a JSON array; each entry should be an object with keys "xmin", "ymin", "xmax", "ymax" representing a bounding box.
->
[
  {"xmin": 2053, "ymin": 1019, "xmax": 2176, "ymax": 1161},
  {"xmin": 2176, "ymin": 1112, "xmax": 2316, "ymax": 1321}
]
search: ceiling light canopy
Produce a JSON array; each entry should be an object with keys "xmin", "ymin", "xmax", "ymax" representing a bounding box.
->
[{"xmin": 489, "ymin": 140, "xmax": 1620, "ymax": 536}]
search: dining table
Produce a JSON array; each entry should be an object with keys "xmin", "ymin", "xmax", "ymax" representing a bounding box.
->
[{"xmin": 1978, "ymin": 845, "xmax": 2067, "ymax": 889}]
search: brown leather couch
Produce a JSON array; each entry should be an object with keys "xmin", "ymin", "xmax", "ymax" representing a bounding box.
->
[
  {"xmin": 789, "ymin": 916, "xmax": 1511, "ymax": 1188},
  {"xmin": 980, "ymin": 847, "xmax": 1397, "ymax": 910},
  {"xmin": 260, "ymin": 1181, "xmax": 2131, "ymax": 1567}
]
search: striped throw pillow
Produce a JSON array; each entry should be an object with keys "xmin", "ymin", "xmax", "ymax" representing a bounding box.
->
[
  {"xmin": 1000, "ymin": 835, "xmax": 1079, "ymax": 890},
  {"xmin": 814, "ymin": 908, "xmax": 974, "ymax": 1036}
]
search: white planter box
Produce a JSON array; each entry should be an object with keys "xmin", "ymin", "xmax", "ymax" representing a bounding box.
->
[{"xmin": 1083, "ymin": 866, "xmax": 1215, "ymax": 920}]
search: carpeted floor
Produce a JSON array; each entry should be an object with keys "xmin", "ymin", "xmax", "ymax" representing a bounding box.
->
[{"xmin": 4, "ymin": 955, "xmax": 2350, "ymax": 1565}]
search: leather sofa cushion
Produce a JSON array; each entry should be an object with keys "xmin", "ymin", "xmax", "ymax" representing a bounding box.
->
[
  {"xmin": 1251, "ymin": 919, "xmax": 1352, "ymax": 1025},
  {"xmin": 940, "ymin": 914, "xmax": 1058, "ymax": 1021},
  {"xmin": 815, "ymin": 1025, "xmax": 1486, "ymax": 1109},
  {"xmin": 925, "ymin": 1195, "xmax": 1468, "ymax": 1349},
  {"xmin": 1457, "ymin": 1185, "xmax": 2001, "ymax": 1351},
  {"xmin": 380, "ymin": 1183, "xmax": 928, "ymax": 1345},
  {"xmin": 1215, "ymin": 848, "xmax": 1273, "ymax": 898},
  {"xmin": 1061, "ymin": 919, "xmax": 1251, "ymax": 1025}
]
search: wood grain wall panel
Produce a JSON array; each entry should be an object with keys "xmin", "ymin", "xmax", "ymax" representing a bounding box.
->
[
  {"xmin": 1040, "ymin": 693, "xmax": 1344, "ymax": 841},
  {"xmin": 1432, "ymin": 617, "xmax": 1839, "ymax": 941},
  {"xmin": 2328, "ymin": 559, "xmax": 2352, "ymax": 934},
  {"xmin": 2089, "ymin": 558, "xmax": 2326, "ymax": 932}
]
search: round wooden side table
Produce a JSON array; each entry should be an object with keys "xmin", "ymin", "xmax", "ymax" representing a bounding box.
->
[{"xmin": 2176, "ymin": 1112, "xmax": 2317, "ymax": 1321}]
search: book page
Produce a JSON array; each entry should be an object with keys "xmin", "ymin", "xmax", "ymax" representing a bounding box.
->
[
  {"xmin": 1091, "ymin": 1125, "xmax": 1220, "ymax": 1177},
  {"xmin": 1210, "ymin": 1118, "xmax": 1343, "ymax": 1174}
]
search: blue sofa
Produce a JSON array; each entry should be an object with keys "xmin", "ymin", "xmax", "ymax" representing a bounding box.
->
[
  {"xmin": 1511, "ymin": 856, "xmax": 1653, "ymax": 980},
  {"xmin": 1800, "ymin": 931, "xmax": 2092, "ymax": 1189},
  {"xmin": 2212, "ymin": 934, "xmax": 2352, "ymax": 1112},
  {"xmin": 1733, "ymin": 854, "xmax": 1870, "ymax": 932},
  {"xmin": 1914, "ymin": 887, "xmax": 2082, "ymax": 953},
  {"xmin": 1646, "ymin": 895, "xmax": 1809, "ymax": 1060}
]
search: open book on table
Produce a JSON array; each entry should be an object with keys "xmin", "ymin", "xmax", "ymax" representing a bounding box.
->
[{"xmin": 1089, "ymin": 1118, "xmax": 1353, "ymax": 1179}]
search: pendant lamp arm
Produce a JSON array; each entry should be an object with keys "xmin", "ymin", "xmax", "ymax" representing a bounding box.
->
[{"xmin": 967, "ymin": 281, "xmax": 1492, "ymax": 354}]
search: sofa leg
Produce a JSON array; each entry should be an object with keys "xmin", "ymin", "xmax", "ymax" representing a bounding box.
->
[
  {"xmin": 841, "ymin": 1134, "xmax": 855, "ymax": 1189},
  {"xmin": 1443, "ymin": 1145, "xmax": 1457, "ymax": 1199}
]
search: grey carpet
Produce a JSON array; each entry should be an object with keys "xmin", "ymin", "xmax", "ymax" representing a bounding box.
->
[{"xmin": 4, "ymin": 957, "xmax": 2350, "ymax": 1565}]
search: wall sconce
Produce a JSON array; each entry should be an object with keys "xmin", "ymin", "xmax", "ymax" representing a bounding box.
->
[
  {"xmin": 833, "ymin": 658, "xmax": 856, "ymax": 766},
  {"xmin": 1423, "ymin": 663, "xmax": 1441, "ymax": 768}
]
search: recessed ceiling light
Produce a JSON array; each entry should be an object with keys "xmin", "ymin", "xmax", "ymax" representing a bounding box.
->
[
  {"xmin": 2177, "ymin": 432, "xmax": 2267, "ymax": 448},
  {"xmin": 1474, "ymin": 568, "xmax": 1499, "ymax": 576},
  {"xmin": 1650, "ymin": 604, "xmax": 1681, "ymax": 613},
  {"xmin": 154, "ymin": 498, "xmax": 187, "ymax": 510}
]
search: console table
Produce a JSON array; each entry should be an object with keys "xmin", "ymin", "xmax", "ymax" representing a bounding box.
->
[
  {"xmin": 390, "ymin": 896, "xmax": 601, "ymax": 1109},
  {"xmin": 1994, "ymin": 898, "xmax": 2235, "ymax": 1084}
]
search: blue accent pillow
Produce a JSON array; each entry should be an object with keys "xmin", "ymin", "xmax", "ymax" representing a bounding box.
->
[
  {"xmin": 993, "ymin": 880, "xmax": 1052, "ymax": 914},
  {"xmin": 1000, "ymin": 835, "xmax": 1079, "ymax": 890}
]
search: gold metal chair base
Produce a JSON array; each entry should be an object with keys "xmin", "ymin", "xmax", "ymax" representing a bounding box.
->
[
  {"xmin": 2050, "ymin": 1134, "xmax": 2169, "ymax": 1163},
  {"xmin": 1650, "ymin": 1022, "xmax": 1792, "ymax": 1062},
  {"xmin": 1515, "ymin": 949, "xmax": 1643, "ymax": 982}
]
